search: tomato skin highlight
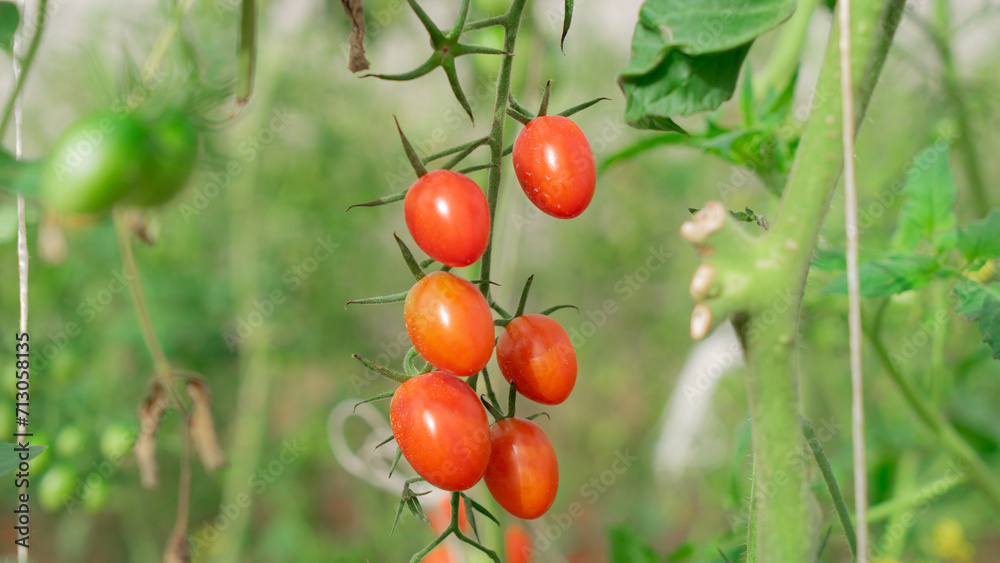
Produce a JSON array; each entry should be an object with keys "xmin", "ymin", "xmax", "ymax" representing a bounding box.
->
[
  {"xmin": 41, "ymin": 110, "xmax": 150, "ymax": 214},
  {"xmin": 390, "ymin": 372, "xmax": 491, "ymax": 492},
  {"xmin": 497, "ymin": 314, "xmax": 577, "ymax": 405},
  {"xmin": 404, "ymin": 169, "xmax": 490, "ymax": 268},
  {"xmin": 404, "ymin": 271, "xmax": 495, "ymax": 377},
  {"xmin": 484, "ymin": 418, "xmax": 559, "ymax": 520},
  {"xmin": 512, "ymin": 116, "xmax": 595, "ymax": 219}
]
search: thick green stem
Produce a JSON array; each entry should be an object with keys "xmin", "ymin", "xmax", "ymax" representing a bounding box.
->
[
  {"xmin": 478, "ymin": 0, "xmax": 528, "ymax": 297},
  {"xmin": 734, "ymin": 1, "xmax": 906, "ymax": 560}
]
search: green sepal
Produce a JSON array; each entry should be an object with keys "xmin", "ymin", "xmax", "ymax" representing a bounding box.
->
[
  {"xmin": 394, "ymin": 233, "xmax": 426, "ymax": 281},
  {"xmin": 352, "ymin": 354, "xmax": 410, "ymax": 384}
]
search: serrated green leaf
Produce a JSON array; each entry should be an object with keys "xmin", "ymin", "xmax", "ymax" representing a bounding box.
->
[
  {"xmin": 892, "ymin": 147, "xmax": 958, "ymax": 253},
  {"xmin": 609, "ymin": 525, "xmax": 659, "ymax": 563},
  {"xmin": 952, "ymin": 282, "xmax": 1000, "ymax": 360},
  {"xmin": 0, "ymin": 442, "xmax": 46, "ymax": 477},
  {"xmin": 822, "ymin": 255, "xmax": 940, "ymax": 297},
  {"xmin": 619, "ymin": 0, "xmax": 795, "ymax": 131},
  {"xmin": 0, "ymin": 2, "xmax": 18, "ymax": 54},
  {"xmin": 957, "ymin": 208, "xmax": 1000, "ymax": 262}
]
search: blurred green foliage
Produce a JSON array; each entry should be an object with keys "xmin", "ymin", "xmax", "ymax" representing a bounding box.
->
[{"xmin": 0, "ymin": 0, "xmax": 999, "ymax": 562}]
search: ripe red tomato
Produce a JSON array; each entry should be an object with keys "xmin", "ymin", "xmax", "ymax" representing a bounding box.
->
[
  {"xmin": 390, "ymin": 372, "xmax": 491, "ymax": 491},
  {"xmin": 404, "ymin": 271, "xmax": 495, "ymax": 377},
  {"xmin": 512, "ymin": 116, "xmax": 595, "ymax": 219},
  {"xmin": 404, "ymin": 170, "xmax": 490, "ymax": 267},
  {"xmin": 496, "ymin": 314, "xmax": 576, "ymax": 405},
  {"xmin": 484, "ymin": 418, "xmax": 558, "ymax": 520},
  {"xmin": 504, "ymin": 523, "xmax": 535, "ymax": 563}
]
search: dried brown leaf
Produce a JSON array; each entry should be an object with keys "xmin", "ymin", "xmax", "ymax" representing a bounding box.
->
[
  {"xmin": 341, "ymin": 0, "xmax": 370, "ymax": 72},
  {"xmin": 185, "ymin": 378, "xmax": 227, "ymax": 472}
]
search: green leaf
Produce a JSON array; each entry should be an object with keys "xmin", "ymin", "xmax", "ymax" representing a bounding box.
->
[
  {"xmin": 953, "ymin": 282, "xmax": 1000, "ymax": 359},
  {"xmin": 0, "ymin": 2, "xmax": 18, "ymax": 54},
  {"xmin": 822, "ymin": 255, "xmax": 940, "ymax": 297},
  {"xmin": 619, "ymin": 0, "xmax": 795, "ymax": 131},
  {"xmin": 892, "ymin": 147, "xmax": 958, "ymax": 253},
  {"xmin": 957, "ymin": 208, "xmax": 1000, "ymax": 262},
  {"xmin": 609, "ymin": 525, "xmax": 659, "ymax": 563},
  {"xmin": 0, "ymin": 441, "xmax": 46, "ymax": 477}
]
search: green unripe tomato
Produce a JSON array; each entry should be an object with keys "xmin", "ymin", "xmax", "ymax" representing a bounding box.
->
[
  {"xmin": 55, "ymin": 426, "xmax": 87, "ymax": 458},
  {"xmin": 41, "ymin": 110, "xmax": 150, "ymax": 214},
  {"xmin": 82, "ymin": 477, "xmax": 109, "ymax": 513},
  {"xmin": 100, "ymin": 424, "xmax": 134, "ymax": 460},
  {"xmin": 39, "ymin": 464, "xmax": 78, "ymax": 512},
  {"xmin": 123, "ymin": 110, "xmax": 199, "ymax": 207}
]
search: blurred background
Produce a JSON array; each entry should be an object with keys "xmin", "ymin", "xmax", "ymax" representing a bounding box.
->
[{"xmin": 1, "ymin": 0, "xmax": 999, "ymax": 561}]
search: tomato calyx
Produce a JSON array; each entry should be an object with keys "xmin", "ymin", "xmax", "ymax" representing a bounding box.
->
[
  {"xmin": 391, "ymin": 477, "xmax": 433, "ymax": 535},
  {"xmin": 363, "ymin": 2, "xmax": 507, "ymax": 124}
]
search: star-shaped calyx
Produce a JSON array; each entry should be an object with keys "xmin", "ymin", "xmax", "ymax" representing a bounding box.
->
[{"xmin": 364, "ymin": 0, "xmax": 507, "ymax": 124}]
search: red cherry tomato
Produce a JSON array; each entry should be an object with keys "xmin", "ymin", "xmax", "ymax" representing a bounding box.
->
[
  {"xmin": 496, "ymin": 314, "xmax": 576, "ymax": 405},
  {"xmin": 512, "ymin": 115, "xmax": 595, "ymax": 219},
  {"xmin": 484, "ymin": 418, "xmax": 558, "ymax": 519},
  {"xmin": 404, "ymin": 271, "xmax": 495, "ymax": 377},
  {"xmin": 504, "ymin": 523, "xmax": 535, "ymax": 563},
  {"xmin": 404, "ymin": 170, "xmax": 490, "ymax": 268},
  {"xmin": 390, "ymin": 372, "xmax": 491, "ymax": 491}
]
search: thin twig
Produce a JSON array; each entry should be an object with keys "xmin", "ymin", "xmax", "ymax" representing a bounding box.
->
[{"xmin": 838, "ymin": 0, "xmax": 869, "ymax": 559}]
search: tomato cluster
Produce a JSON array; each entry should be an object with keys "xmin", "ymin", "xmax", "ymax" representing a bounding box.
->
[
  {"xmin": 383, "ymin": 115, "xmax": 592, "ymax": 524},
  {"xmin": 40, "ymin": 108, "xmax": 200, "ymax": 215}
]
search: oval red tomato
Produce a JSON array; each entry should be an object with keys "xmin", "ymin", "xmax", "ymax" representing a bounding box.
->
[
  {"xmin": 496, "ymin": 314, "xmax": 576, "ymax": 405},
  {"xmin": 512, "ymin": 115, "xmax": 595, "ymax": 219},
  {"xmin": 404, "ymin": 169, "xmax": 490, "ymax": 267},
  {"xmin": 404, "ymin": 271, "xmax": 495, "ymax": 377},
  {"xmin": 484, "ymin": 418, "xmax": 558, "ymax": 519},
  {"xmin": 390, "ymin": 372, "xmax": 491, "ymax": 491}
]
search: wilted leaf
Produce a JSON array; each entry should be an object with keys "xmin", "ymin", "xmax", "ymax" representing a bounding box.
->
[{"xmin": 341, "ymin": 0, "xmax": 369, "ymax": 72}]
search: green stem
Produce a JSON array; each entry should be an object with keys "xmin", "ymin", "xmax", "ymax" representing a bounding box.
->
[
  {"xmin": 865, "ymin": 468, "xmax": 965, "ymax": 523},
  {"xmin": 803, "ymin": 418, "xmax": 857, "ymax": 559},
  {"xmin": 932, "ymin": 0, "xmax": 990, "ymax": 215},
  {"xmin": 731, "ymin": 2, "xmax": 906, "ymax": 560},
  {"xmin": 0, "ymin": 0, "xmax": 49, "ymax": 138},
  {"xmin": 477, "ymin": 0, "xmax": 528, "ymax": 298},
  {"xmin": 865, "ymin": 326, "xmax": 1000, "ymax": 512},
  {"xmin": 752, "ymin": 0, "xmax": 820, "ymax": 100},
  {"xmin": 139, "ymin": 0, "xmax": 197, "ymax": 89}
]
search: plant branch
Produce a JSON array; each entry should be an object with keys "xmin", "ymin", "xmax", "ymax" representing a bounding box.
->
[{"xmin": 865, "ymin": 324, "xmax": 1000, "ymax": 512}]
